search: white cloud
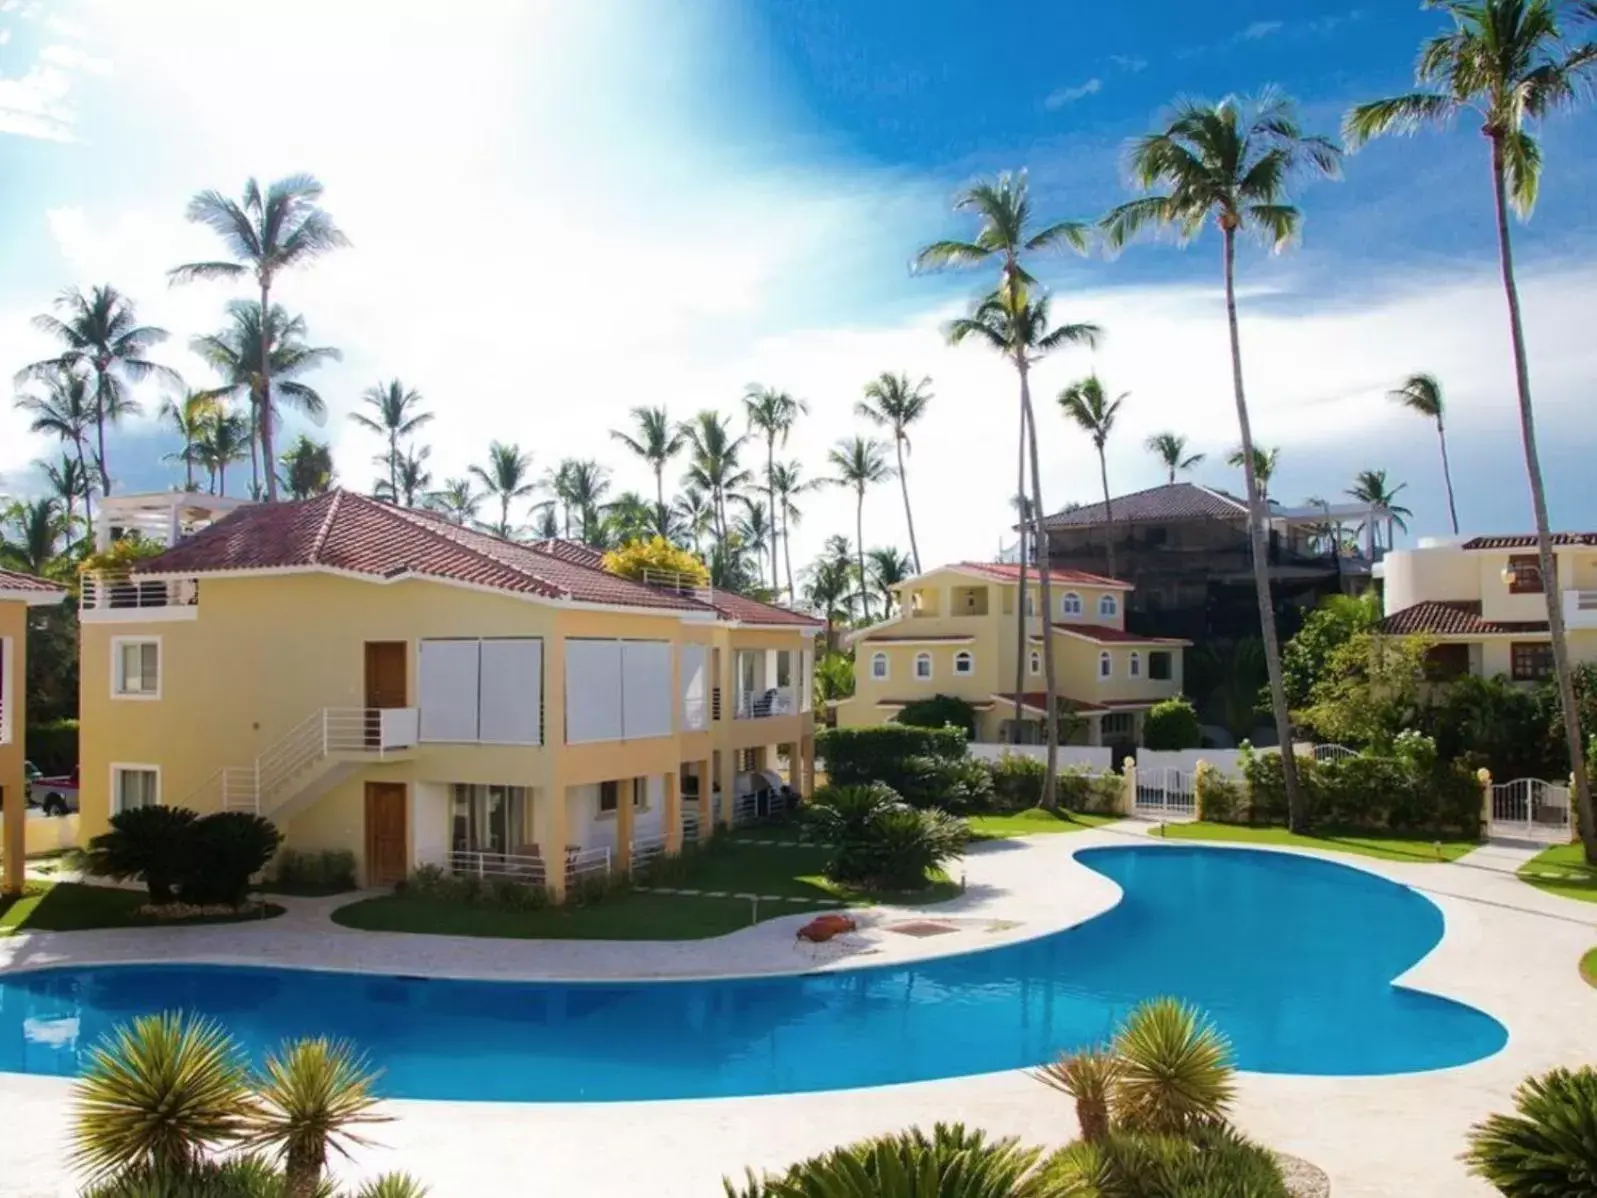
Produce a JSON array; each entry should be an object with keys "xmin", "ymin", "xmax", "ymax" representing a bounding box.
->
[
  {"xmin": 0, "ymin": 63, "xmax": 72, "ymax": 140},
  {"xmin": 1109, "ymin": 54, "xmax": 1147, "ymax": 72},
  {"xmin": 1239, "ymin": 19, "xmax": 1284, "ymax": 40},
  {"xmin": 1044, "ymin": 78, "xmax": 1102, "ymax": 110},
  {"xmin": 38, "ymin": 43, "xmax": 109, "ymax": 73}
]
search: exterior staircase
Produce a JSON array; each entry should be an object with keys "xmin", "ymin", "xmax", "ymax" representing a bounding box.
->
[{"xmin": 184, "ymin": 707, "xmax": 419, "ymax": 826}]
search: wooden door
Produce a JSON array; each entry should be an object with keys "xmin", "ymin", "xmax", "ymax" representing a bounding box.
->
[
  {"xmin": 364, "ymin": 782, "xmax": 408, "ymax": 887},
  {"xmin": 364, "ymin": 642, "xmax": 407, "ymax": 746}
]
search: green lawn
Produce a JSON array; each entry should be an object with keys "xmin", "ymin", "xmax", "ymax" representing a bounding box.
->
[
  {"xmin": 0, "ymin": 882, "xmax": 284, "ymax": 934},
  {"xmin": 1517, "ymin": 842, "xmax": 1597, "ymax": 904},
  {"xmin": 1157, "ymin": 822, "xmax": 1478, "ymax": 864},
  {"xmin": 967, "ymin": 808, "xmax": 1121, "ymax": 840},
  {"xmin": 331, "ymin": 832, "xmax": 959, "ymax": 941},
  {"xmin": 1581, "ymin": 947, "xmax": 1597, "ymax": 989}
]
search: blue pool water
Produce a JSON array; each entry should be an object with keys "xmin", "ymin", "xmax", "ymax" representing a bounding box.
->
[{"xmin": 0, "ymin": 846, "xmax": 1505, "ymax": 1101}]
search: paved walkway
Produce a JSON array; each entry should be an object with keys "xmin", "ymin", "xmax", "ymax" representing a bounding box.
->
[{"xmin": 1, "ymin": 823, "xmax": 1594, "ymax": 1197}]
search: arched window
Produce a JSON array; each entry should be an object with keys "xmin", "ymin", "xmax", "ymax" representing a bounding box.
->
[
  {"xmin": 1028, "ymin": 649, "xmax": 1041, "ymax": 676},
  {"xmin": 1061, "ymin": 592, "xmax": 1083, "ymax": 617},
  {"xmin": 1129, "ymin": 651, "xmax": 1141, "ymax": 678},
  {"xmin": 1098, "ymin": 593, "xmax": 1119, "ymax": 619},
  {"xmin": 914, "ymin": 652, "xmax": 933, "ymax": 680},
  {"xmin": 1098, "ymin": 651, "xmax": 1112, "ymax": 679},
  {"xmin": 954, "ymin": 650, "xmax": 973, "ymax": 676},
  {"xmin": 870, "ymin": 652, "xmax": 889, "ymax": 680}
]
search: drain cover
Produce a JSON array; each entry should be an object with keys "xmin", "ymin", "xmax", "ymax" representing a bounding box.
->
[{"xmin": 885, "ymin": 920, "xmax": 959, "ymax": 938}]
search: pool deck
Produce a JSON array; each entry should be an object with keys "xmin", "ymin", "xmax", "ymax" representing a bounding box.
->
[{"xmin": 2, "ymin": 821, "xmax": 1594, "ymax": 1197}]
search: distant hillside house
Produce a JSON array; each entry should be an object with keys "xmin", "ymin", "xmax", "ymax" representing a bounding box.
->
[{"xmin": 1037, "ymin": 483, "xmax": 1385, "ymax": 642}]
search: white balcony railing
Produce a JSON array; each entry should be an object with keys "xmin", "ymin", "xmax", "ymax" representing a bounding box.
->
[
  {"xmin": 734, "ymin": 685, "xmax": 798, "ymax": 719},
  {"xmin": 631, "ymin": 834, "xmax": 667, "ymax": 870},
  {"xmin": 81, "ymin": 572, "xmax": 199, "ymax": 619},
  {"xmin": 448, "ymin": 849, "xmax": 547, "ymax": 885},
  {"xmin": 1564, "ymin": 589, "xmax": 1597, "ymax": 629}
]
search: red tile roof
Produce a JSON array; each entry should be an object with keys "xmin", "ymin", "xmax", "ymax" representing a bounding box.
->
[
  {"xmin": 1044, "ymin": 623, "xmax": 1190, "ymax": 645},
  {"xmin": 1379, "ymin": 600, "xmax": 1548, "ymax": 637},
  {"xmin": 702, "ymin": 589, "xmax": 824, "ymax": 628},
  {"xmin": 1040, "ymin": 483, "xmax": 1252, "ymax": 529},
  {"xmin": 861, "ymin": 634, "xmax": 978, "ymax": 643},
  {"xmin": 0, "ymin": 567, "xmax": 66, "ymax": 600},
  {"xmin": 955, "ymin": 561, "xmax": 1132, "ymax": 590},
  {"xmin": 1461, "ymin": 534, "xmax": 1597, "ymax": 550}
]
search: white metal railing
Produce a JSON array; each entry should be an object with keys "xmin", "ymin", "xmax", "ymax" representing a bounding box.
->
[
  {"xmin": 1134, "ymin": 768, "xmax": 1198, "ymax": 822},
  {"xmin": 448, "ymin": 849, "xmax": 547, "ymax": 885},
  {"xmin": 732, "ymin": 791, "xmax": 759, "ymax": 827},
  {"xmin": 1490, "ymin": 778, "xmax": 1572, "ymax": 842},
  {"xmin": 81, "ymin": 572, "xmax": 198, "ymax": 613},
  {"xmin": 565, "ymin": 846, "xmax": 612, "ymax": 882},
  {"xmin": 734, "ymin": 685, "xmax": 798, "ymax": 719},
  {"xmin": 631, "ymin": 834, "xmax": 667, "ymax": 870},
  {"xmin": 682, "ymin": 810, "xmax": 701, "ymax": 843},
  {"xmin": 1313, "ymin": 743, "xmax": 1358, "ymax": 765}
]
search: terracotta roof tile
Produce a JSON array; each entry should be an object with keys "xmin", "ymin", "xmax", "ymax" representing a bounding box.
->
[
  {"xmin": 1461, "ymin": 533, "xmax": 1597, "ymax": 550},
  {"xmin": 1042, "ymin": 623, "xmax": 1190, "ymax": 645},
  {"xmin": 954, "ymin": 561, "xmax": 1132, "ymax": 590},
  {"xmin": 862, "ymin": 634, "xmax": 978, "ymax": 643},
  {"xmin": 1379, "ymin": 600, "xmax": 1548, "ymax": 637},
  {"xmin": 1040, "ymin": 483, "xmax": 1252, "ymax": 529},
  {"xmin": 702, "ymin": 589, "xmax": 824, "ymax": 628},
  {"xmin": 0, "ymin": 567, "xmax": 66, "ymax": 599}
]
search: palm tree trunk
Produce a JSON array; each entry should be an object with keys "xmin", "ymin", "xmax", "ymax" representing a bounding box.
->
[
  {"xmin": 1223, "ymin": 225, "xmax": 1306, "ymax": 829},
  {"xmin": 1490, "ymin": 134, "xmax": 1595, "ymax": 863},
  {"xmin": 1019, "ymin": 360, "xmax": 1059, "ymax": 810},
  {"xmin": 1097, "ymin": 445, "xmax": 1116, "ymax": 580},
  {"xmin": 219, "ymin": 460, "xmax": 228, "ymax": 494},
  {"xmin": 1437, "ymin": 418, "xmax": 1460, "ymax": 536},
  {"xmin": 183, "ymin": 433, "xmax": 195, "ymax": 491},
  {"xmin": 258, "ymin": 280, "xmax": 280, "ymax": 502},
  {"xmin": 654, "ymin": 465, "xmax": 667, "ymax": 538},
  {"xmin": 247, "ymin": 403, "xmax": 260, "ymax": 498},
  {"xmin": 767, "ymin": 438, "xmax": 780, "ymax": 590},
  {"xmin": 894, "ymin": 434, "xmax": 922, "ymax": 575},
  {"xmin": 389, "ymin": 432, "xmax": 399, "ymax": 502},
  {"xmin": 855, "ymin": 491, "xmax": 872, "ymax": 622},
  {"xmin": 1012, "ymin": 412, "xmax": 1028, "ymax": 746},
  {"xmin": 782, "ymin": 502, "xmax": 796, "ymax": 602},
  {"xmin": 93, "ymin": 377, "xmax": 112, "ymax": 497},
  {"xmin": 75, "ymin": 438, "xmax": 94, "ymax": 537}
]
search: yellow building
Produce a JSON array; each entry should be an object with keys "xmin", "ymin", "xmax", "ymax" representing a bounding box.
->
[
  {"xmin": 78, "ymin": 491, "xmax": 821, "ymax": 899},
  {"xmin": 1378, "ymin": 534, "xmax": 1597, "ymax": 681},
  {"xmin": 1, "ymin": 567, "xmax": 68, "ymax": 895},
  {"xmin": 836, "ymin": 562, "xmax": 1188, "ymax": 748}
]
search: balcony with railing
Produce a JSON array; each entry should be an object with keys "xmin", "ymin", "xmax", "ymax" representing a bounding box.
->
[
  {"xmin": 81, "ymin": 572, "xmax": 200, "ymax": 622},
  {"xmin": 733, "ymin": 685, "xmax": 799, "ymax": 719}
]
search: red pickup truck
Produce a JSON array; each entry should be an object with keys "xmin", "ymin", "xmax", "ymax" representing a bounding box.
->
[{"xmin": 27, "ymin": 765, "xmax": 79, "ymax": 816}]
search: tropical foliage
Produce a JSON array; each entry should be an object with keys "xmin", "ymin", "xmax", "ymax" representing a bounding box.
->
[{"xmin": 1463, "ymin": 1065, "xmax": 1597, "ymax": 1197}]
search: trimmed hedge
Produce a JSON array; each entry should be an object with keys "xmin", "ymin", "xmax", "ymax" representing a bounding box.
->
[
  {"xmin": 817, "ymin": 725, "xmax": 968, "ymax": 778},
  {"xmin": 1143, "ymin": 698, "xmax": 1201, "ymax": 750},
  {"xmin": 895, "ymin": 694, "xmax": 978, "ymax": 739},
  {"xmin": 24, "ymin": 718, "xmax": 78, "ymax": 774},
  {"xmin": 1239, "ymin": 746, "xmax": 1481, "ymax": 837}
]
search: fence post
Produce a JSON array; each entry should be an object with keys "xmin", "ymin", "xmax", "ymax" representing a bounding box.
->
[
  {"xmin": 1120, "ymin": 758, "xmax": 1136, "ymax": 817},
  {"xmin": 1194, "ymin": 759, "xmax": 1208, "ymax": 821},
  {"xmin": 1477, "ymin": 768, "xmax": 1492, "ymax": 842}
]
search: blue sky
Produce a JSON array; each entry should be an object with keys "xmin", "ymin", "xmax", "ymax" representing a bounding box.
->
[{"xmin": 1, "ymin": 0, "xmax": 1595, "ymax": 567}]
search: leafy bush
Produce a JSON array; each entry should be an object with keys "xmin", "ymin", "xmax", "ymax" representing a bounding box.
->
[
  {"xmin": 1195, "ymin": 764, "xmax": 1244, "ymax": 823},
  {"xmin": 894, "ymin": 694, "xmax": 977, "ymax": 739},
  {"xmin": 396, "ymin": 864, "xmax": 550, "ymax": 910},
  {"xmin": 806, "ymin": 784, "xmax": 966, "ymax": 891},
  {"xmin": 1043, "ymin": 1124, "xmax": 1289, "ymax": 1197},
  {"xmin": 1239, "ymin": 749, "xmax": 1299, "ymax": 827},
  {"xmin": 1055, "ymin": 767, "xmax": 1125, "ymax": 815},
  {"xmin": 269, "ymin": 849, "xmax": 357, "ymax": 895},
  {"xmin": 891, "ymin": 753, "xmax": 993, "ymax": 813},
  {"xmin": 1427, "ymin": 672, "xmax": 1555, "ymax": 781},
  {"xmin": 601, "ymin": 535, "xmax": 709, "ymax": 585},
  {"xmin": 1143, "ymin": 698, "xmax": 1202, "ymax": 751},
  {"xmin": 1464, "ymin": 1066, "xmax": 1597, "ymax": 1197},
  {"xmin": 988, "ymin": 753, "xmax": 1047, "ymax": 811},
  {"xmin": 183, "ymin": 813, "xmax": 283, "ymax": 907},
  {"xmin": 83, "ymin": 806, "xmax": 201, "ymax": 904},
  {"xmin": 1240, "ymin": 745, "xmax": 1483, "ymax": 837},
  {"xmin": 24, "ymin": 717, "xmax": 78, "ymax": 774},
  {"xmin": 817, "ymin": 725, "xmax": 967, "ymax": 782}
]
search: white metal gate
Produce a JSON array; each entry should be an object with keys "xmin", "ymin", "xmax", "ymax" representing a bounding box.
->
[
  {"xmin": 1313, "ymin": 743, "xmax": 1358, "ymax": 765},
  {"xmin": 1134, "ymin": 768, "xmax": 1198, "ymax": 822},
  {"xmin": 1490, "ymin": 778, "xmax": 1572, "ymax": 843}
]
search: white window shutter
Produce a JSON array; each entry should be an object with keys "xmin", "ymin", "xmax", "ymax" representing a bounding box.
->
[
  {"xmin": 478, "ymin": 639, "xmax": 543, "ymax": 745},
  {"xmin": 418, "ymin": 640, "xmax": 481, "ymax": 742},
  {"xmin": 621, "ymin": 640, "xmax": 673, "ymax": 739},
  {"xmin": 566, "ymin": 639, "xmax": 624, "ymax": 743}
]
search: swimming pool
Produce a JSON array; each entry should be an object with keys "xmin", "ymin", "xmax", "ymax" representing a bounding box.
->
[{"xmin": 0, "ymin": 846, "xmax": 1505, "ymax": 1101}]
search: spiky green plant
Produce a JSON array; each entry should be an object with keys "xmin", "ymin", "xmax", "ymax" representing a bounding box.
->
[
  {"xmin": 244, "ymin": 1039, "xmax": 390, "ymax": 1198},
  {"xmin": 351, "ymin": 1174, "xmax": 430, "ymax": 1198},
  {"xmin": 1110, "ymin": 998, "xmax": 1237, "ymax": 1136},
  {"xmin": 1032, "ymin": 1047, "xmax": 1122, "ymax": 1144},
  {"xmin": 71, "ymin": 1013, "xmax": 254, "ymax": 1183},
  {"xmin": 1041, "ymin": 1123, "xmax": 1289, "ymax": 1196},
  {"xmin": 1463, "ymin": 1066, "xmax": 1597, "ymax": 1195}
]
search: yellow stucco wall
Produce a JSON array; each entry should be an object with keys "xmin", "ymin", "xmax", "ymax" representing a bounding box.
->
[{"xmin": 1, "ymin": 602, "xmax": 28, "ymax": 888}]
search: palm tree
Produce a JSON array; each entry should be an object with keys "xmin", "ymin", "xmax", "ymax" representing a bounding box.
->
[
  {"xmin": 856, "ymin": 373, "xmax": 933, "ymax": 574},
  {"xmin": 350, "ymin": 381, "xmax": 433, "ymax": 504},
  {"xmin": 530, "ymin": 506, "xmax": 560, "ymax": 540},
  {"xmin": 826, "ymin": 436, "xmax": 894, "ymax": 622},
  {"xmin": 170, "ymin": 175, "xmax": 348, "ymax": 503},
  {"xmin": 603, "ymin": 491, "xmax": 658, "ymax": 546},
  {"xmin": 1105, "ymin": 90, "xmax": 1341, "ymax": 832},
  {"xmin": 914, "ymin": 170, "xmax": 1091, "ymax": 295},
  {"xmin": 1347, "ymin": 0, "xmax": 1597, "ymax": 859},
  {"xmin": 197, "ymin": 408, "xmax": 252, "ymax": 496},
  {"xmin": 1347, "ymin": 468, "xmax": 1413, "ymax": 552},
  {"xmin": 1145, "ymin": 431, "xmax": 1204, "ymax": 483},
  {"xmin": 867, "ymin": 547, "xmax": 914, "ymax": 616},
  {"xmin": 190, "ymin": 300, "xmax": 340, "ymax": 498},
  {"xmin": 382, "ymin": 445, "xmax": 433, "ymax": 508},
  {"xmin": 279, "ymin": 435, "xmax": 335, "ymax": 500},
  {"xmin": 243, "ymin": 1038, "xmax": 389, "ymax": 1198},
  {"xmin": 159, "ymin": 388, "xmax": 217, "ymax": 491},
  {"xmin": 544, "ymin": 458, "xmax": 609, "ymax": 544},
  {"xmin": 16, "ymin": 364, "xmax": 97, "ymax": 526},
  {"xmin": 673, "ymin": 487, "xmax": 715, "ymax": 559},
  {"xmin": 1390, "ymin": 372, "xmax": 1460, "ymax": 535},
  {"xmin": 1059, "ymin": 375, "xmax": 1128, "ymax": 579},
  {"xmin": 470, "ymin": 441, "xmax": 538, "ymax": 538},
  {"xmin": 38, "ymin": 454, "xmax": 93, "ymax": 540},
  {"xmin": 1, "ymin": 497, "xmax": 68, "ymax": 575},
  {"xmin": 743, "ymin": 386, "xmax": 808, "ymax": 590},
  {"xmin": 427, "ymin": 478, "xmax": 480, "ymax": 526},
  {"xmin": 682, "ymin": 411, "xmax": 751, "ymax": 560},
  {"xmin": 1226, "ymin": 445, "xmax": 1280, "ymax": 503},
  {"xmin": 18, "ymin": 285, "xmax": 179, "ymax": 497},
  {"xmin": 946, "ymin": 288, "xmax": 1100, "ymax": 800},
  {"xmin": 611, "ymin": 405, "xmax": 685, "ymax": 536},
  {"xmin": 769, "ymin": 460, "xmax": 814, "ymax": 602},
  {"xmin": 733, "ymin": 499, "xmax": 774, "ymax": 573},
  {"xmin": 802, "ymin": 552, "xmax": 857, "ymax": 650}
]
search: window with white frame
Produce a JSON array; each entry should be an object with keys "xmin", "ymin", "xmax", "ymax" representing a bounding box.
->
[
  {"xmin": 914, "ymin": 652, "xmax": 932, "ymax": 680},
  {"xmin": 1129, "ymin": 651, "xmax": 1141, "ymax": 678},
  {"xmin": 113, "ymin": 638, "xmax": 161, "ymax": 699},
  {"xmin": 871, "ymin": 652, "xmax": 889, "ymax": 680},
  {"xmin": 1098, "ymin": 593, "xmax": 1119, "ymax": 619},
  {"xmin": 1028, "ymin": 649, "xmax": 1040, "ymax": 676},
  {"xmin": 953, "ymin": 650, "xmax": 973, "ymax": 676},
  {"xmin": 1061, "ymin": 592, "xmax": 1083, "ymax": 617},
  {"xmin": 112, "ymin": 765, "xmax": 159, "ymax": 812},
  {"xmin": 1098, "ymin": 651, "xmax": 1112, "ymax": 679}
]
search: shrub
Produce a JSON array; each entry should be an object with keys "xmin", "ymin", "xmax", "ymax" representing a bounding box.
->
[
  {"xmin": 892, "ymin": 753, "xmax": 994, "ymax": 813},
  {"xmin": 244, "ymin": 1038, "xmax": 388, "ymax": 1196},
  {"xmin": 988, "ymin": 753, "xmax": 1046, "ymax": 811},
  {"xmin": 1194, "ymin": 764, "xmax": 1244, "ymax": 823},
  {"xmin": 1142, "ymin": 698, "xmax": 1202, "ymax": 751},
  {"xmin": 601, "ymin": 536, "xmax": 708, "ymax": 586},
  {"xmin": 1464, "ymin": 1066, "xmax": 1597, "ymax": 1197},
  {"xmin": 1239, "ymin": 749, "xmax": 1299, "ymax": 827},
  {"xmin": 403, "ymin": 864, "xmax": 448, "ymax": 897},
  {"xmin": 83, "ymin": 806, "xmax": 201, "ymax": 904},
  {"xmin": 270, "ymin": 848, "xmax": 357, "ymax": 895},
  {"xmin": 184, "ymin": 813, "xmax": 283, "ymax": 907},
  {"xmin": 1111, "ymin": 998, "xmax": 1236, "ymax": 1135},
  {"xmin": 807, "ymin": 784, "xmax": 966, "ymax": 890},
  {"xmin": 1055, "ymin": 767, "xmax": 1124, "ymax": 815},
  {"xmin": 1043, "ymin": 1124, "xmax": 1289, "ymax": 1197},
  {"xmin": 816, "ymin": 725, "xmax": 967, "ymax": 782},
  {"xmin": 894, "ymin": 694, "xmax": 977, "ymax": 739},
  {"xmin": 806, "ymin": 784, "xmax": 902, "ymax": 881},
  {"xmin": 24, "ymin": 717, "xmax": 78, "ymax": 775}
]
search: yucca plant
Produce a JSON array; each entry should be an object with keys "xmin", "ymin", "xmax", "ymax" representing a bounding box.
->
[
  {"xmin": 244, "ymin": 1038, "xmax": 391, "ymax": 1198},
  {"xmin": 350, "ymin": 1175, "xmax": 430, "ymax": 1198},
  {"xmin": 1463, "ymin": 1066, "xmax": 1597, "ymax": 1196},
  {"xmin": 71, "ymin": 1012, "xmax": 255, "ymax": 1183},
  {"xmin": 1042, "ymin": 1123, "xmax": 1289, "ymax": 1197},
  {"xmin": 1032, "ymin": 1047, "xmax": 1122, "ymax": 1144},
  {"xmin": 78, "ymin": 1154, "xmax": 303, "ymax": 1198},
  {"xmin": 1111, "ymin": 998, "xmax": 1237, "ymax": 1136},
  {"xmin": 726, "ymin": 1123, "xmax": 1050, "ymax": 1197}
]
